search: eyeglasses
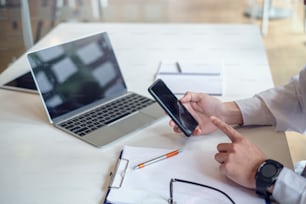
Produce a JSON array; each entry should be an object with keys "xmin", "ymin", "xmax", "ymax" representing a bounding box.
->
[{"xmin": 168, "ymin": 178, "xmax": 236, "ymax": 204}]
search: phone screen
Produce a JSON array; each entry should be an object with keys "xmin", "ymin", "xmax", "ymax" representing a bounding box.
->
[{"xmin": 148, "ymin": 79, "xmax": 198, "ymax": 136}]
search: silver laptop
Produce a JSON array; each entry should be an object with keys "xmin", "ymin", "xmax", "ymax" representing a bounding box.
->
[{"xmin": 27, "ymin": 32, "xmax": 164, "ymax": 147}]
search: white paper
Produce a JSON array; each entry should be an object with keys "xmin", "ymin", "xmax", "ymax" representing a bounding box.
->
[
  {"xmin": 106, "ymin": 146, "xmax": 263, "ymax": 204},
  {"xmin": 155, "ymin": 60, "xmax": 223, "ymax": 95}
]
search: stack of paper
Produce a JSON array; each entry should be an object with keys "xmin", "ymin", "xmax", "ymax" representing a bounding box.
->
[{"xmin": 155, "ymin": 60, "xmax": 223, "ymax": 96}]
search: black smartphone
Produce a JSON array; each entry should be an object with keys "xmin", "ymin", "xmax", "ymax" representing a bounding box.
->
[{"xmin": 148, "ymin": 79, "xmax": 198, "ymax": 136}]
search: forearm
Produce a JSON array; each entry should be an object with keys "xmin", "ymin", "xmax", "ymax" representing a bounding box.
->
[
  {"xmin": 220, "ymin": 101, "xmax": 243, "ymax": 125},
  {"xmin": 234, "ymin": 66, "xmax": 306, "ymax": 132},
  {"xmin": 220, "ymin": 96, "xmax": 276, "ymax": 127},
  {"xmin": 235, "ymin": 96, "xmax": 276, "ymax": 127}
]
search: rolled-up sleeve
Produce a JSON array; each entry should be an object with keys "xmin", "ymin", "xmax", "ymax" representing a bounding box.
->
[{"xmin": 235, "ymin": 66, "xmax": 306, "ymax": 133}]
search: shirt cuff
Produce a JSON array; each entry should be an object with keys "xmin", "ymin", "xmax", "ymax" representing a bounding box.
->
[
  {"xmin": 235, "ymin": 96, "xmax": 276, "ymax": 126},
  {"xmin": 273, "ymin": 167, "xmax": 306, "ymax": 203}
]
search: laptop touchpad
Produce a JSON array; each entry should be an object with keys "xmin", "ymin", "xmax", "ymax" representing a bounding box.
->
[{"xmin": 116, "ymin": 113, "xmax": 154, "ymax": 133}]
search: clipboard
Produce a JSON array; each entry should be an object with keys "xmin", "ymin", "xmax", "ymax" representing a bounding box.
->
[
  {"xmin": 104, "ymin": 146, "xmax": 173, "ymax": 204},
  {"xmin": 104, "ymin": 149, "xmax": 129, "ymax": 204},
  {"xmin": 103, "ymin": 146, "xmax": 265, "ymax": 204}
]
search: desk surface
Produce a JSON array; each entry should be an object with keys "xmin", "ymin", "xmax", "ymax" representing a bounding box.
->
[{"xmin": 0, "ymin": 23, "xmax": 292, "ymax": 204}]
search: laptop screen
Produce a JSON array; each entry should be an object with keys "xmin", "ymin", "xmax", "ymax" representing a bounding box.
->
[{"xmin": 27, "ymin": 32, "xmax": 127, "ymax": 120}]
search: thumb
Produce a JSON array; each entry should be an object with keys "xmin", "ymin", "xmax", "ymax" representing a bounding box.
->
[{"xmin": 210, "ymin": 116, "xmax": 242, "ymax": 142}]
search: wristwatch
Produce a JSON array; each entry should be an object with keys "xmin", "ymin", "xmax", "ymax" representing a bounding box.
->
[{"xmin": 255, "ymin": 159, "xmax": 284, "ymax": 199}]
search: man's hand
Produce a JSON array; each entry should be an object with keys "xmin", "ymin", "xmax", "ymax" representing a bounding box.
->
[
  {"xmin": 169, "ymin": 92, "xmax": 243, "ymax": 135},
  {"xmin": 169, "ymin": 92, "xmax": 224, "ymax": 135},
  {"xmin": 211, "ymin": 116, "xmax": 267, "ymax": 189}
]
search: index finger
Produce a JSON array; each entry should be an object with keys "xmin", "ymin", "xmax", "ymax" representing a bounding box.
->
[{"xmin": 210, "ymin": 116, "xmax": 242, "ymax": 142}]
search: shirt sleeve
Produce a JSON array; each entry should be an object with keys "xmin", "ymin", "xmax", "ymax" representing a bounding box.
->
[
  {"xmin": 272, "ymin": 167, "xmax": 306, "ymax": 204},
  {"xmin": 235, "ymin": 96, "xmax": 276, "ymax": 126},
  {"xmin": 235, "ymin": 66, "xmax": 306, "ymax": 133}
]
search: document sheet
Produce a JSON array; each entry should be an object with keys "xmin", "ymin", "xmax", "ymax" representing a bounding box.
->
[{"xmin": 105, "ymin": 145, "xmax": 264, "ymax": 204}]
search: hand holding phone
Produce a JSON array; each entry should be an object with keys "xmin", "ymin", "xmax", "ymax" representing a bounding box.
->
[{"xmin": 148, "ymin": 79, "xmax": 198, "ymax": 136}]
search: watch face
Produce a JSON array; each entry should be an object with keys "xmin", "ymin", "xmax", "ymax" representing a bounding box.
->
[
  {"xmin": 256, "ymin": 159, "xmax": 284, "ymax": 198},
  {"xmin": 261, "ymin": 163, "xmax": 278, "ymax": 178}
]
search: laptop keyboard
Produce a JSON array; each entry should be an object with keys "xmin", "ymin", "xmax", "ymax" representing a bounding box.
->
[{"xmin": 59, "ymin": 93, "xmax": 155, "ymax": 136}]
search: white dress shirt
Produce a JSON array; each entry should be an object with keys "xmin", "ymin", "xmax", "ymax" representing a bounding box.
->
[{"xmin": 235, "ymin": 66, "xmax": 306, "ymax": 204}]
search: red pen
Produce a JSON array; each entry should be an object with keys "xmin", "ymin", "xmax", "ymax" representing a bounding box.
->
[{"xmin": 134, "ymin": 149, "xmax": 182, "ymax": 170}]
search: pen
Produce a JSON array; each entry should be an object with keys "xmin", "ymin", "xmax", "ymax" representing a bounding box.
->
[
  {"xmin": 176, "ymin": 62, "xmax": 182, "ymax": 73},
  {"xmin": 134, "ymin": 149, "xmax": 182, "ymax": 170}
]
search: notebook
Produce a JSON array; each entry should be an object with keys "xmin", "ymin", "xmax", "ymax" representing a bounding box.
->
[
  {"xmin": 27, "ymin": 32, "xmax": 164, "ymax": 147},
  {"xmin": 155, "ymin": 60, "xmax": 223, "ymax": 96}
]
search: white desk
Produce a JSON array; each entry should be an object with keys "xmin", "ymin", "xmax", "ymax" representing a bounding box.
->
[{"xmin": 0, "ymin": 23, "xmax": 292, "ymax": 204}]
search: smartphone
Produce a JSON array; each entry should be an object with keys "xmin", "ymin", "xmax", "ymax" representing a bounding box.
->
[{"xmin": 148, "ymin": 79, "xmax": 198, "ymax": 136}]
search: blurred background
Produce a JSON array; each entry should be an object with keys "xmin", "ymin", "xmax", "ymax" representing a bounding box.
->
[
  {"xmin": 0, "ymin": 0, "xmax": 306, "ymax": 162},
  {"xmin": 1, "ymin": 0, "xmax": 305, "ymax": 86}
]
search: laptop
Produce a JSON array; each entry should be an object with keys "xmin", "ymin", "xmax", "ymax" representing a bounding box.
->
[{"xmin": 27, "ymin": 32, "xmax": 164, "ymax": 147}]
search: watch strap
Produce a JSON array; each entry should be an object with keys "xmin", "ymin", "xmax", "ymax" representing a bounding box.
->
[{"xmin": 256, "ymin": 180, "xmax": 272, "ymax": 198}]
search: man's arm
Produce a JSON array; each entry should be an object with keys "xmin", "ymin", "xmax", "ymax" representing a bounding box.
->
[
  {"xmin": 212, "ymin": 116, "xmax": 306, "ymax": 204},
  {"xmin": 235, "ymin": 66, "xmax": 306, "ymax": 133}
]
